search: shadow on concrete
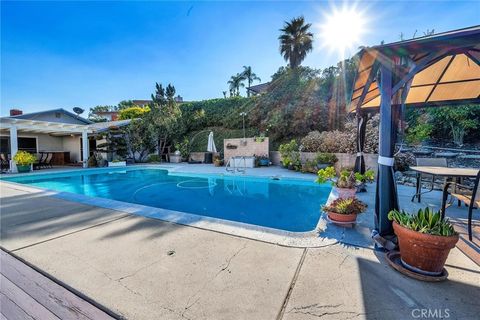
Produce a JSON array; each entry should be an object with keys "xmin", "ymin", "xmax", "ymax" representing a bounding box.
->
[
  {"xmin": 0, "ymin": 190, "xmax": 201, "ymax": 250},
  {"xmin": 357, "ymin": 253, "xmax": 480, "ymax": 320}
]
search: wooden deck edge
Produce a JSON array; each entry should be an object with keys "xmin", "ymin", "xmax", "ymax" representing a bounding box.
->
[{"xmin": 0, "ymin": 247, "xmax": 125, "ymax": 320}]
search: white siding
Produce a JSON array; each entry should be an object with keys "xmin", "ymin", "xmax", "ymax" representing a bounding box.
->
[{"xmin": 62, "ymin": 136, "xmax": 82, "ymax": 163}]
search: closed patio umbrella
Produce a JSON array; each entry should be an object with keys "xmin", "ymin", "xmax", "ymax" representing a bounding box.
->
[{"xmin": 207, "ymin": 131, "xmax": 217, "ymax": 153}]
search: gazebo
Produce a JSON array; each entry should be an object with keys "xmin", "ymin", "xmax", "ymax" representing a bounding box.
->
[{"xmin": 349, "ymin": 25, "xmax": 480, "ymax": 240}]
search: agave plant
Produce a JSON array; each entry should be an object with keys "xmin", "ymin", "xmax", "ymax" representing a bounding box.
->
[{"xmin": 388, "ymin": 208, "xmax": 456, "ymax": 237}]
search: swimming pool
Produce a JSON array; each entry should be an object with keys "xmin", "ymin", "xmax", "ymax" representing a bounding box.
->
[{"xmin": 3, "ymin": 168, "xmax": 331, "ymax": 232}]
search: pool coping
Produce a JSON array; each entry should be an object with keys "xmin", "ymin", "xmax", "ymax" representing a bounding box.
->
[{"xmin": 1, "ymin": 165, "xmax": 339, "ymax": 248}]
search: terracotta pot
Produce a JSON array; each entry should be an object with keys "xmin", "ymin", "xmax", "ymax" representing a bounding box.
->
[
  {"xmin": 393, "ymin": 222, "xmax": 459, "ymax": 275},
  {"xmin": 327, "ymin": 211, "xmax": 357, "ymax": 223},
  {"xmin": 335, "ymin": 187, "xmax": 356, "ymax": 198}
]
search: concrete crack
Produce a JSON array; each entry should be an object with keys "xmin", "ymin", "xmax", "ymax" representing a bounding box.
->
[
  {"xmin": 116, "ymin": 258, "xmax": 164, "ymax": 281},
  {"xmin": 182, "ymin": 242, "xmax": 248, "ymax": 317}
]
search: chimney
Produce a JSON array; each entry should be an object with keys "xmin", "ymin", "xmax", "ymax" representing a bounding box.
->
[{"xmin": 10, "ymin": 109, "xmax": 23, "ymax": 116}]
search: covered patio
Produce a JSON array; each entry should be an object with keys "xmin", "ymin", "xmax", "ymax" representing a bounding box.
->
[
  {"xmin": 0, "ymin": 117, "xmax": 92, "ymax": 172},
  {"xmin": 350, "ymin": 25, "xmax": 480, "ymax": 242}
]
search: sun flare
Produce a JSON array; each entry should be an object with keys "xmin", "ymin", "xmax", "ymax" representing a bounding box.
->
[{"xmin": 319, "ymin": 5, "xmax": 368, "ymax": 57}]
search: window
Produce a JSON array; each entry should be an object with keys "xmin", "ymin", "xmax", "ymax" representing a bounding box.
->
[{"xmin": 18, "ymin": 137, "xmax": 37, "ymax": 153}]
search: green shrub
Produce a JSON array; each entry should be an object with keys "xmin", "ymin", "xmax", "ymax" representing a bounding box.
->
[
  {"xmin": 279, "ymin": 140, "xmax": 300, "ymax": 168},
  {"xmin": 147, "ymin": 154, "xmax": 161, "ymax": 163},
  {"xmin": 354, "ymin": 169, "xmax": 375, "ymax": 183},
  {"xmin": 388, "ymin": 208, "xmax": 456, "ymax": 237},
  {"xmin": 315, "ymin": 152, "xmax": 338, "ymax": 165},
  {"xmin": 118, "ymin": 106, "xmax": 150, "ymax": 120},
  {"xmin": 174, "ymin": 138, "xmax": 190, "ymax": 159}
]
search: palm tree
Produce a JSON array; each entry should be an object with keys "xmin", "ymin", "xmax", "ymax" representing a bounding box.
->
[
  {"xmin": 242, "ymin": 66, "xmax": 261, "ymax": 97},
  {"xmin": 227, "ymin": 73, "xmax": 246, "ymax": 97},
  {"xmin": 278, "ymin": 16, "xmax": 313, "ymax": 69}
]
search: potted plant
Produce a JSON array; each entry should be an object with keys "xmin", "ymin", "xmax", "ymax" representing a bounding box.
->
[
  {"xmin": 315, "ymin": 153, "xmax": 338, "ymax": 170},
  {"xmin": 322, "ymin": 197, "xmax": 367, "ymax": 223},
  {"xmin": 316, "ymin": 167, "xmax": 357, "ymax": 198},
  {"xmin": 388, "ymin": 208, "xmax": 458, "ymax": 275},
  {"xmin": 213, "ymin": 155, "xmax": 224, "ymax": 167},
  {"xmin": 13, "ymin": 151, "xmax": 36, "ymax": 173},
  {"xmin": 354, "ymin": 169, "xmax": 375, "ymax": 192}
]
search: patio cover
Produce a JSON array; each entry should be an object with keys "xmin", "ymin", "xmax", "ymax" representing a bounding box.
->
[
  {"xmin": 0, "ymin": 117, "xmax": 94, "ymax": 170},
  {"xmin": 348, "ymin": 25, "xmax": 480, "ymax": 240}
]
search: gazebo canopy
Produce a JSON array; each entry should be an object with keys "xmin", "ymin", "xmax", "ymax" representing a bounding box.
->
[{"xmin": 350, "ymin": 25, "xmax": 480, "ymax": 112}]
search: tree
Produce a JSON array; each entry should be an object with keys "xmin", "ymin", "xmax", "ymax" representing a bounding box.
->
[
  {"xmin": 118, "ymin": 106, "xmax": 150, "ymax": 120},
  {"xmin": 96, "ymin": 126, "xmax": 128, "ymax": 161},
  {"xmin": 146, "ymin": 83, "xmax": 184, "ymax": 156},
  {"xmin": 125, "ymin": 119, "xmax": 157, "ymax": 162},
  {"xmin": 279, "ymin": 16, "xmax": 313, "ymax": 69},
  {"xmin": 242, "ymin": 66, "xmax": 261, "ymax": 97},
  {"xmin": 117, "ymin": 100, "xmax": 135, "ymax": 110},
  {"xmin": 227, "ymin": 73, "xmax": 245, "ymax": 97},
  {"xmin": 428, "ymin": 105, "xmax": 479, "ymax": 146},
  {"xmin": 88, "ymin": 105, "xmax": 114, "ymax": 122}
]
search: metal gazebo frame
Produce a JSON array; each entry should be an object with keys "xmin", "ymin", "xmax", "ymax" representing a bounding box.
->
[{"xmin": 349, "ymin": 25, "xmax": 480, "ymax": 239}]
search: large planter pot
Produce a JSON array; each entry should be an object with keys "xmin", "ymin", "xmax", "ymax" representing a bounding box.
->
[
  {"xmin": 335, "ymin": 187, "xmax": 356, "ymax": 198},
  {"xmin": 393, "ymin": 222, "xmax": 459, "ymax": 275},
  {"xmin": 327, "ymin": 211, "xmax": 357, "ymax": 223},
  {"xmin": 259, "ymin": 159, "xmax": 270, "ymax": 166},
  {"xmin": 170, "ymin": 154, "xmax": 182, "ymax": 163},
  {"xmin": 16, "ymin": 164, "xmax": 32, "ymax": 173}
]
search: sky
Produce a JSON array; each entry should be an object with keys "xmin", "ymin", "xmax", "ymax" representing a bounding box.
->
[{"xmin": 1, "ymin": 0, "xmax": 479, "ymax": 116}]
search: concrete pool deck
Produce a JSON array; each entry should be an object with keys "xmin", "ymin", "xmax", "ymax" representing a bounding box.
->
[{"xmin": 1, "ymin": 164, "xmax": 479, "ymax": 319}]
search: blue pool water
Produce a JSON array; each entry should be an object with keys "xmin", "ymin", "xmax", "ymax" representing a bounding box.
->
[{"xmin": 4, "ymin": 168, "xmax": 331, "ymax": 232}]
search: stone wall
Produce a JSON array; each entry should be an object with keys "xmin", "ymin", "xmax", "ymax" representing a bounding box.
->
[
  {"xmin": 223, "ymin": 138, "xmax": 269, "ymax": 162},
  {"xmin": 269, "ymin": 151, "xmax": 379, "ymax": 174}
]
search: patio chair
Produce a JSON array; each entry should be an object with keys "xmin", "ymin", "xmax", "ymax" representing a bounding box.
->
[
  {"xmin": 441, "ymin": 170, "xmax": 480, "ymax": 241},
  {"xmin": 411, "ymin": 157, "xmax": 447, "ymax": 202}
]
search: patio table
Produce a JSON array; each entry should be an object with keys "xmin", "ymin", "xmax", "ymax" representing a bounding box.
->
[{"xmin": 410, "ymin": 166, "xmax": 479, "ymax": 202}]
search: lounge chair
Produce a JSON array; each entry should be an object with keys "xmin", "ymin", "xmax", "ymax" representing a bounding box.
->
[
  {"xmin": 441, "ymin": 170, "xmax": 480, "ymax": 241},
  {"xmin": 411, "ymin": 157, "xmax": 447, "ymax": 202},
  {"xmin": 33, "ymin": 152, "xmax": 45, "ymax": 170}
]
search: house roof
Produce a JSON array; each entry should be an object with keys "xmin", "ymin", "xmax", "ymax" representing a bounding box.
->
[
  {"xmin": 8, "ymin": 108, "xmax": 92, "ymax": 124},
  {"xmin": 0, "ymin": 117, "xmax": 93, "ymax": 135},
  {"xmin": 349, "ymin": 25, "xmax": 480, "ymax": 112},
  {"xmin": 247, "ymin": 82, "xmax": 270, "ymax": 94}
]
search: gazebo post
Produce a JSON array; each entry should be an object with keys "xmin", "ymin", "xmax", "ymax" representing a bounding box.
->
[
  {"xmin": 375, "ymin": 61, "xmax": 399, "ymax": 237},
  {"xmin": 354, "ymin": 112, "xmax": 367, "ymax": 174}
]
